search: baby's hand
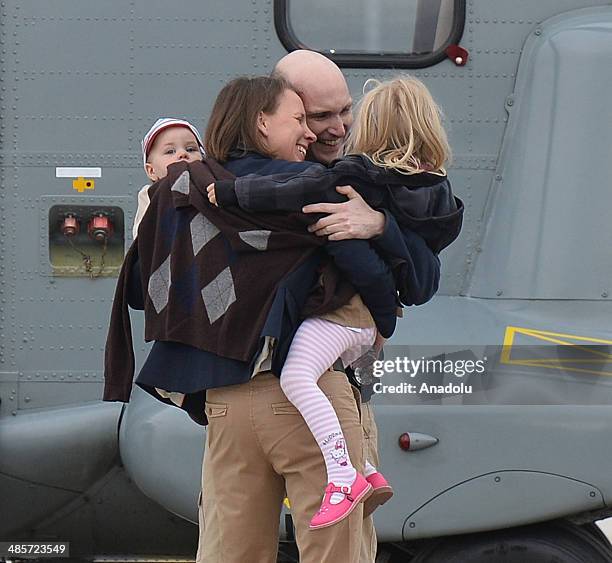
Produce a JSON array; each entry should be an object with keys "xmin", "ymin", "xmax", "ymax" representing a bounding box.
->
[{"xmin": 206, "ymin": 183, "xmax": 218, "ymax": 206}]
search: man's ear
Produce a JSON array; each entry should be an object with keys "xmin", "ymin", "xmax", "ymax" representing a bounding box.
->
[
  {"xmin": 144, "ymin": 163, "xmax": 159, "ymax": 182},
  {"xmin": 257, "ymin": 111, "xmax": 268, "ymax": 138}
]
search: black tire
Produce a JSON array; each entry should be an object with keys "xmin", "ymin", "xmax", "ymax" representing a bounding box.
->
[
  {"xmin": 408, "ymin": 521, "xmax": 612, "ymax": 563},
  {"xmin": 581, "ymin": 521, "xmax": 612, "ymax": 550}
]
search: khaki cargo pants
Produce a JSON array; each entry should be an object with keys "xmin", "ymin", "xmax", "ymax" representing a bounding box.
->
[{"xmin": 195, "ymin": 369, "xmax": 376, "ymax": 563}]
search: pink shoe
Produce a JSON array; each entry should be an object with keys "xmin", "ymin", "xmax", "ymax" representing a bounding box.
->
[
  {"xmin": 309, "ymin": 473, "xmax": 373, "ymax": 529},
  {"xmin": 363, "ymin": 472, "xmax": 394, "ymax": 518}
]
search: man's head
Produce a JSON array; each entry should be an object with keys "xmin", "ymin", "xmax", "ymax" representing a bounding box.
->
[
  {"xmin": 274, "ymin": 50, "xmax": 352, "ymax": 164},
  {"xmin": 142, "ymin": 118, "xmax": 205, "ymax": 182}
]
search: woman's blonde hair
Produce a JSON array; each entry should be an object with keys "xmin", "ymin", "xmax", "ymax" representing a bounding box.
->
[{"xmin": 345, "ymin": 76, "xmax": 451, "ymax": 175}]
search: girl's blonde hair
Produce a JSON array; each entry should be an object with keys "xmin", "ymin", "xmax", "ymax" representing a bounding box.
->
[{"xmin": 345, "ymin": 76, "xmax": 451, "ymax": 175}]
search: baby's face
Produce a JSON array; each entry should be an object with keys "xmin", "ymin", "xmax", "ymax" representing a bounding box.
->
[{"xmin": 145, "ymin": 126, "xmax": 202, "ymax": 182}]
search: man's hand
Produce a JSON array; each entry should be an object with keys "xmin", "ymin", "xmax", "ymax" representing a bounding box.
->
[
  {"xmin": 302, "ymin": 185, "xmax": 385, "ymax": 240},
  {"xmin": 373, "ymin": 332, "xmax": 386, "ymax": 356},
  {"xmin": 206, "ymin": 183, "xmax": 218, "ymax": 206}
]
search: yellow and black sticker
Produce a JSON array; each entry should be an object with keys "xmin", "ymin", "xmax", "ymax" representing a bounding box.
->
[
  {"xmin": 502, "ymin": 326, "xmax": 612, "ymax": 377},
  {"xmin": 72, "ymin": 177, "xmax": 95, "ymax": 193}
]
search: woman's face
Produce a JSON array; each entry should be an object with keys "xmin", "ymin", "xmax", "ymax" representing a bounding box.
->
[{"xmin": 258, "ymin": 89, "xmax": 316, "ymax": 162}]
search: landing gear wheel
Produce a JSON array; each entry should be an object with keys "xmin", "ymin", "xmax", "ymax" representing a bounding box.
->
[
  {"xmin": 581, "ymin": 521, "xmax": 612, "ymax": 551},
  {"xmin": 408, "ymin": 521, "xmax": 612, "ymax": 562}
]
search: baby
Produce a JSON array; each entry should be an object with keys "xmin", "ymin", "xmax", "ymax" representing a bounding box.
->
[
  {"xmin": 133, "ymin": 118, "xmax": 205, "ymax": 239},
  {"xmin": 133, "ymin": 118, "xmax": 205, "ymax": 409}
]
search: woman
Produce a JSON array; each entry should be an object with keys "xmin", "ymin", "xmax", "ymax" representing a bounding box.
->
[{"xmin": 116, "ymin": 76, "xmax": 398, "ymax": 425}]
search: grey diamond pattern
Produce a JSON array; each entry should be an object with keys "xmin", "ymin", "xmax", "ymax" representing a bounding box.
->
[
  {"xmin": 148, "ymin": 255, "xmax": 172, "ymax": 314},
  {"xmin": 171, "ymin": 170, "xmax": 190, "ymax": 194},
  {"xmin": 201, "ymin": 267, "xmax": 236, "ymax": 324},
  {"xmin": 191, "ymin": 213, "xmax": 220, "ymax": 255},
  {"xmin": 239, "ymin": 230, "xmax": 272, "ymax": 251}
]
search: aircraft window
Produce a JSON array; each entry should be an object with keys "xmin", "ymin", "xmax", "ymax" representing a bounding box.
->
[{"xmin": 274, "ymin": 0, "xmax": 465, "ymax": 68}]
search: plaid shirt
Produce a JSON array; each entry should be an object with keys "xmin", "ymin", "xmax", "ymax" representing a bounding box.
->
[{"xmin": 215, "ymin": 154, "xmax": 463, "ymax": 255}]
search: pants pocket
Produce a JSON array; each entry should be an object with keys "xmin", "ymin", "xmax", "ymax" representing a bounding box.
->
[
  {"xmin": 205, "ymin": 402, "xmax": 228, "ymax": 418},
  {"xmin": 271, "ymin": 401, "xmax": 299, "ymax": 415},
  {"xmin": 271, "ymin": 392, "xmax": 351, "ymax": 416}
]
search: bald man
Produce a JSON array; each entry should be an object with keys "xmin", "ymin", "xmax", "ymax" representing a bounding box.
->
[
  {"xmin": 274, "ymin": 49, "xmax": 385, "ymax": 563},
  {"xmin": 275, "ymin": 50, "xmax": 354, "ymax": 165},
  {"xmin": 196, "ymin": 53, "xmax": 441, "ymax": 563},
  {"xmin": 274, "ymin": 50, "xmax": 387, "ymax": 244}
]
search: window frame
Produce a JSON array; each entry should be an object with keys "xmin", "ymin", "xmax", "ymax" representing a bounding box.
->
[{"xmin": 274, "ymin": 0, "xmax": 466, "ymax": 69}]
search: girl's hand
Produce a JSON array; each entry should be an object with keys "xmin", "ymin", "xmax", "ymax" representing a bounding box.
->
[{"xmin": 206, "ymin": 183, "xmax": 218, "ymax": 206}]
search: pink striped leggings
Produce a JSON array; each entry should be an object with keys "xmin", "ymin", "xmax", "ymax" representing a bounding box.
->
[{"xmin": 280, "ymin": 317, "xmax": 376, "ymax": 487}]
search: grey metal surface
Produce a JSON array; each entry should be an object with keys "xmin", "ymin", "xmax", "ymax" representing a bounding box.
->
[
  {"xmin": 119, "ymin": 386, "xmax": 205, "ymax": 523},
  {"xmin": 470, "ymin": 7, "xmax": 612, "ymax": 299},
  {"xmin": 0, "ymin": 466, "xmax": 200, "ymax": 557},
  {"xmin": 381, "ymin": 404, "xmax": 612, "ymax": 542},
  {"xmin": 0, "ymin": 402, "xmax": 121, "ymax": 536},
  {"xmin": 0, "ymin": 473, "xmax": 79, "ymax": 538},
  {"xmin": 402, "ymin": 468, "xmax": 604, "ymax": 540},
  {"xmin": 0, "ymin": 401, "xmax": 121, "ymax": 489},
  {"xmin": 1, "ymin": 0, "xmax": 612, "ymax": 555},
  {"xmin": 374, "ymin": 294, "xmax": 612, "ymax": 539}
]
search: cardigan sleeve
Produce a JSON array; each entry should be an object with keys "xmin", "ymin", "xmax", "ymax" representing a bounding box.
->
[{"xmin": 103, "ymin": 242, "xmax": 138, "ymax": 402}]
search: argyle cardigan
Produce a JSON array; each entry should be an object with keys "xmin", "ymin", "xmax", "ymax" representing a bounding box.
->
[{"xmin": 104, "ymin": 158, "xmax": 331, "ymax": 402}]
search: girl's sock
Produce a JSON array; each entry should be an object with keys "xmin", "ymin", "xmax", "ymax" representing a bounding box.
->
[
  {"xmin": 364, "ymin": 460, "xmax": 377, "ymax": 478},
  {"xmin": 281, "ymin": 318, "xmax": 376, "ymax": 503}
]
